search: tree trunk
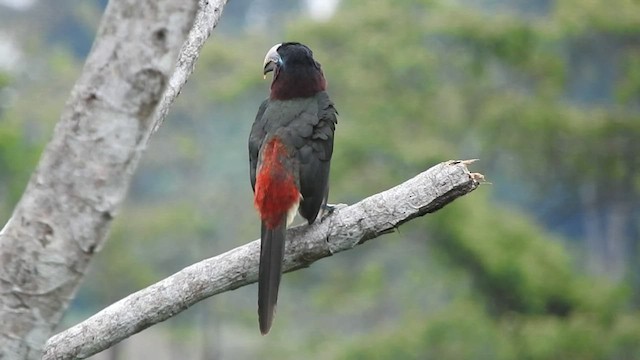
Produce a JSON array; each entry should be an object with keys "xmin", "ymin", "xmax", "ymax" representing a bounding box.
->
[{"xmin": 0, "ymin": 0, "xmax": 200, "ymax": 358}]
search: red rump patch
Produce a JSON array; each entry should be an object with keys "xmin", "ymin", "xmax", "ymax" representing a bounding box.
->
[{"xmin": 254, "ymin": 138, "xmax": 299, "ymax": 229}]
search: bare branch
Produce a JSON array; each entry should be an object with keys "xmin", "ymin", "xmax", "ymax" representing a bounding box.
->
[
  {"xmin": 151, "ymin": 0, "xmax": 228, "ymax": 134},
  {"xmin": 43, "ymin": 161, "xmax": 481, "ymax": 360},
  {"xmin": 0, "ymin": 0, "xmax": 228, "ymax": 358}
]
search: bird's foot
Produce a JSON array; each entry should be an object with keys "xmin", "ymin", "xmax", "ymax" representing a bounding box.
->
[{"xmin": 320, "ymin": 203, "xmax": 347, "ymax": 222}]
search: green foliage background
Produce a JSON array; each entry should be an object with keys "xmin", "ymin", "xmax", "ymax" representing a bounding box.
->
[{"xmin": 0, "ymin": 0, "xmax": 639, "ymax": 358}]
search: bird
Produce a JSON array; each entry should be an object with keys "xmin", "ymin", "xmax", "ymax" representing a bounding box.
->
[{"xmin": 249, "ymin": 42, "xmax": 338, "ymax": 335}]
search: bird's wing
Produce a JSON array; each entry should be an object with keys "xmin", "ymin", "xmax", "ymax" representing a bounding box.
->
[
  {"xmin": 251, "ymin": 94, "xmax": 337, "ymax": 223},
  {"xmin": 295, "ymin": 92, "xmax": 338, "ymax": 223},
  {"xmin": 249, "ymin": 99, "xmax": 270, "ymax": 192}
]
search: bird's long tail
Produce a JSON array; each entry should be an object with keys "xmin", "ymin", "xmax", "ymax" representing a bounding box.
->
[{"xmin": 258, "ymin": 218, "xmax": 286, "ymax": 335}]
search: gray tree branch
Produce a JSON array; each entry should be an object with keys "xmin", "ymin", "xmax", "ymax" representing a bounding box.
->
[
  {"xmin": 42, "ymin": 161, "xmax": 482, "ymax": 360},
  {"xmin": 0, "ymin": 0, "xmax": 228, "ymax": 358}
]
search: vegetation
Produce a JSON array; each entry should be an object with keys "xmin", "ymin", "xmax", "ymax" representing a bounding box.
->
[{"xmin": 1, "ymin": 0, "xmax": 639, "ymax": 358}]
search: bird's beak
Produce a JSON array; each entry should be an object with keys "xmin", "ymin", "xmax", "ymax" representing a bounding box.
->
[{"xmin": 263, "ymin": 43, "xmax": 282, "ymax": 79}]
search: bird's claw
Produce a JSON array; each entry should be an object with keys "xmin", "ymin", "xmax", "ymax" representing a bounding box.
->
[{"xmin": 320, "ymin": 203, "xmax": 347, "ymax": 222}]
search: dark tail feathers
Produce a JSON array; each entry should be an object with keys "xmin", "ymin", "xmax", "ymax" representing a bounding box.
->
[{"xmin": 258, "ymin": 219, "xmax": 286, "ymax": 335}]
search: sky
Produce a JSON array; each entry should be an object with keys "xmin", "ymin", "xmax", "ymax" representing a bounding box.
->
[
  {"xmin": 0, "ymin": 33, "xmax": 21, "ymax": 72},
  {"xmin": 0, "ymin": 0, "xmax": 35, "ymax": 11},
  {"xmin": 305, "ymin": 0, "xmax": 340, "ymax": 21}
]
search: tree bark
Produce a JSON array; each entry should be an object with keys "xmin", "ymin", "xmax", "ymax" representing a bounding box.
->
[
  {"xmin": 0, "ymin": 0, "xmax": 228, "ymax": 358},
  {"xmin": 42, "ymin": 161, "xmax": 482, "ymax": 360}
]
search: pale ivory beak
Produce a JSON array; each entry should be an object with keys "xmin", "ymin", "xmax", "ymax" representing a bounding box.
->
[{"xmin": 263, "ymin": 43, "xmax": 282, "ymax": 79}]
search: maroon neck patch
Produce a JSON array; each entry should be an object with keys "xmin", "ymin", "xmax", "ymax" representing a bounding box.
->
[{"xmin": 270, "ymin": 66, "xmax": 326, "ymax": 100}]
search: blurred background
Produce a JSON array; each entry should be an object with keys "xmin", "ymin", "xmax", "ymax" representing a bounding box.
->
[{"xmin": 1, "ymin": 0, "xmax": 640, "ymax": 359}]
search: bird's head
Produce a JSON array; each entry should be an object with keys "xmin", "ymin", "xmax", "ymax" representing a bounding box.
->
[
  {"xmin": 262, "ymin": 42, "xmax": 326, "ymax": 100},
  {"xmin": 263, "ymin": 42, "xmax": 318, "ymax": 79}
]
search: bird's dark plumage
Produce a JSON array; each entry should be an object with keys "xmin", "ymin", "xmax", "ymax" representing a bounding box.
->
[{"xmin": 249, "ymin": 42, "xmax": 337, "ymax": 334}]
